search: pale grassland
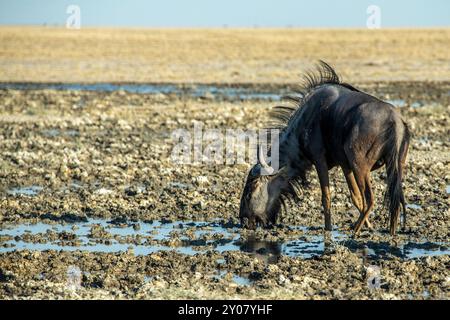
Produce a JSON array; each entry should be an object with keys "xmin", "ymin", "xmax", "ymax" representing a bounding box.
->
[{"xmin": 0, "ymin": 27, "xmax": 449, "ymax": 83}]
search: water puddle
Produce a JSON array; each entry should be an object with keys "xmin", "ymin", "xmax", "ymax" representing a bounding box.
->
[
  {"xmin": 387, "ymin": 99, "xmax": 407, "ymax": 108},
  {"xmin": 406, "ymin": 203, "xmax": 422, "ymax": 210},
  {"xmin": 339, "ymin": 239, "xmax": 449, "ymax": 260},
  {"xmin": 0, "ymin": 219, "xmax": 448, "ymax": 262},
  {"xmin": 41, "ymin": 129, "xmax": 79, "ymax": 137},
  {"xmin": 410, "ymin": 101, "xmax": 423, "ymax": 108},
  {"xmin": 212, "ymin": 270, "xmax": 252, "ymax": 286},
  {"xmin": 7, "ymin": 186, "xmax": 43, "ymax": 196},
  {"xmin": 0, "ymin": 83, "xmax": 282, "ymax": 101},
  {"xmin": 1, "ymin": 83, "xmax": 438, "ymax": 107},
  {"xmin": 386, "ymin": 99, "xmax": 432, "ymax": 109},
  {"xmin": 0, "ymin": 219, "xmax": 240, "ymax": 256},
  {"xmin": 232, "ymin": 274, "xmax": 252, "ymax": 286}
]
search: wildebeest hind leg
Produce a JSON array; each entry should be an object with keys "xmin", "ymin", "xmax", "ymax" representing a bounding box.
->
[
  {"xmin": 353, "ymin": 172, "xmax": 374, "ymax": 235},
  {"xmin": 342, "ymin": 167, "xmax": 373, "ymax": 230}
]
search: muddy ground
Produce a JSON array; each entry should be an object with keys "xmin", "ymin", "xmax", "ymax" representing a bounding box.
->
[{"xmin": 0, "ymin": 81, "xmax": 449, "ymax": 299}]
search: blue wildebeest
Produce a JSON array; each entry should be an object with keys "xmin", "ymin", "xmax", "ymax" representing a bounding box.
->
[{"xmin": 239, "ymin": 61, "xmax": 410, "ymax": 235}]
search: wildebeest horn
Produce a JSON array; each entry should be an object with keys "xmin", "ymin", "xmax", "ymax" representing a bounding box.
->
[{"xmin": 257, "ymin": 145, "xmax": 270, "ymax": 169}]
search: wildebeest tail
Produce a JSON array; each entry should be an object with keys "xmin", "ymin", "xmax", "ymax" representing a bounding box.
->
[{"xmin": 384, "ymin": 120, "xmax": 409, "ymax": 235}]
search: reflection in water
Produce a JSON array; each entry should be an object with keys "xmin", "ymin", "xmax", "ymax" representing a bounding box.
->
[
  {"xmin": 238, "ymin": 231, "xmax": 449, "ymax": 262},
  {"xmin": 0, "ymin": 219, "xmax": 448, "ymax": 261},
  {"xmin": 239, "ymin": 236, "xmax": 282, "ymax": 264}
]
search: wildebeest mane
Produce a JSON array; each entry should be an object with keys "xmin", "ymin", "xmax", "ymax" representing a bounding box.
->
[
  {"xmin": 269, "ymin": 61, "xmax": 361, "ymax": 212},
  {"xmin": 270, "ymin": 60, "xmax": 360, "ymax": 129}
]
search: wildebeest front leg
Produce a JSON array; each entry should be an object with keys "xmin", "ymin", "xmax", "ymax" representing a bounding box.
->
[
  {"xmin": 315, "ymin": 159, "xmax": 332, "ymax": 231},
  {"xmin": 342, "ymin": 167, "xmax": 373, "ymax": 230}
]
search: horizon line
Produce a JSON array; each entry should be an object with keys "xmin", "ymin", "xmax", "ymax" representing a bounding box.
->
[{"xmin": 1, "ymin": 25, "xmax": 449, "ymax": 29}]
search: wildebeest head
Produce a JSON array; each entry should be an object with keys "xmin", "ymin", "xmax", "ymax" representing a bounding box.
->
[{"xmin": 239, "ymin": 146, "xmax": 290, "ymax": 229}]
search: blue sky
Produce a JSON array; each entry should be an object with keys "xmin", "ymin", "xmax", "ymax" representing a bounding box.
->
[{"xmin": 0, "ymin": 0, "xmax": 448, "ymax": 27}]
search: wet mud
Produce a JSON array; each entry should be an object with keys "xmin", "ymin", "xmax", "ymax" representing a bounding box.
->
[{"xmin": 0, "ymin": 81, "xmax": 448, "ymax": 299}]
